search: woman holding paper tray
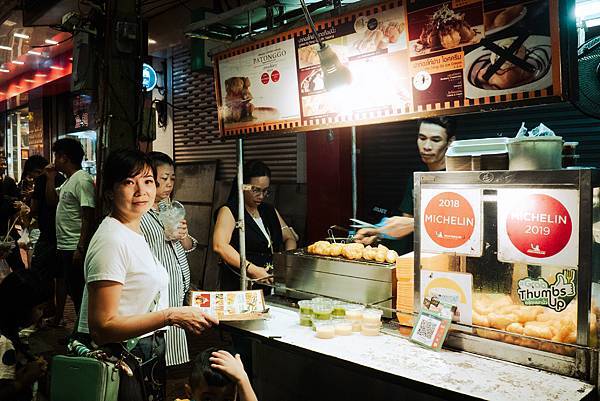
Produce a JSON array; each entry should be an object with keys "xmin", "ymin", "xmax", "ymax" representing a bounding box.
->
[{"xmin": 78, "ymin": 149, "xmax": 218, "ymax": 401}]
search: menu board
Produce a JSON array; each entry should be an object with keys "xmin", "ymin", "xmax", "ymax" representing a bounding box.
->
[{"xmin": 213, "ymin": 0, "xmax": 562, "ymax": 136}]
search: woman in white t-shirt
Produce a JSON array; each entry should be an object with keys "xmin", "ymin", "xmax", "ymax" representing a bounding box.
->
[{"xmin": 78, "ymin": 149, "xmax": 218, "ymax": 401}]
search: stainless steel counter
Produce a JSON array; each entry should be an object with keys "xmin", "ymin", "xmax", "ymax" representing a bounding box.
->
[{"xmin": 272, "ymin": 250, "xmax": 396, "ymax": 316}]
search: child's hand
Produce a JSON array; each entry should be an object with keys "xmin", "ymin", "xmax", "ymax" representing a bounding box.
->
[{"xmin": 209, "ymin": 350, "xmax": 249, "ymax": 384}]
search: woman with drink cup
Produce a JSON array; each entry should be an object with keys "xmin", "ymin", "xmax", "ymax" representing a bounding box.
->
[{"xmin": 140, "ymin": 152, "xmax": 199, "ymax": 368}]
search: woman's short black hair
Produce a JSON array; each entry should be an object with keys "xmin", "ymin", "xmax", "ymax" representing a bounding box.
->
[
  {"xmin": 52, "ymin": 138, "xmax": 85, "ymax": 167},
  {"xmin": 419, "ymin": 117, "xmax": 456, "ymax": 139},
  {"xmin": 189, "ymin": 347, "xmax": 234, "ymax": 390},
  {"xmin": 20, "ymin": 155, "xmax": 48, "ymax": 182},
  {"xmin": 147, "ymin": 151, "xmax": 174, "ymax": 170},
  {"xmin": 0, "ymin": 270, "xmax": 51, "ymax": 345},
  {"xmin": 243, "ymin": 160, "xmax": 271, "ymax": 184},
  {"xmin": 102, "ymin": 149, "xmax": 156, "ymax": 194}
]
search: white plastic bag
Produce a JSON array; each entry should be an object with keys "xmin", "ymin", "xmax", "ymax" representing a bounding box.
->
[{"xmin": 515, "ymin": 122, "xmax": 556, "ymax": 138}]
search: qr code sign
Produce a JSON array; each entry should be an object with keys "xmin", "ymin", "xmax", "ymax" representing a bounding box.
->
[{"xmin": 412, "ymin": 314, "xmax": 442, "ymax": 348}]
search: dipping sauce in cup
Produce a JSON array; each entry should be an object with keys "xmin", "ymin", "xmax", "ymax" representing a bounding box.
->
[
  {"xmin": 314, "ymin": 321, "xmax": 335, "ymax": 339},
  {"xmin": 362, "ymin": 308, "xmax": 383, "ymax": 325},
  {"xmin": 334, "ymin": 320, "xmax": 353, "ymax": 336}
]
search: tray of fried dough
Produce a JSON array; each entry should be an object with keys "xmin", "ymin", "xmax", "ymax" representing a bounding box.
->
[{"xmin": 305, "ymin": 240, "xmax": 399, "ymax": 265}]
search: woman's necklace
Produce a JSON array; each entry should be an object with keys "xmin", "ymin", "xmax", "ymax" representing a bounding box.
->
[{"xmin": 246, "ymin": 207, "xmax": 259, "ymax": 218}]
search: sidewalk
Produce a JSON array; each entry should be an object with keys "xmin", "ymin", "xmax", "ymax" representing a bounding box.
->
[{"xmin": 26, "ymin": 298, "xmax": 229, "ymax": 400}]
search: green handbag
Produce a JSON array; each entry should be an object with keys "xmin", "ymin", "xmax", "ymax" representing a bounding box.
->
[
  {"xmin": 50, "ymin": 292, "xmax": 161, "ymax": 401},
  {"xmin": 50, "ymin": 355, "xmax": 120, "ymax": 401}
]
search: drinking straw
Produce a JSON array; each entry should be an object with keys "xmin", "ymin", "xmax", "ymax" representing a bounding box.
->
[{"xmin": 4, "ymin": 217, "xmax": 18, "ymax": 243}]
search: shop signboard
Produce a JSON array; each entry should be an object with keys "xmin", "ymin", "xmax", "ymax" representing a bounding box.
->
[
  {"xmin": 213, "ymin": 0, "xmax": 564, "ymax": 136},
  {"xmin": 497, "ymin": 188, "xmax": 579, "ymax": 267},
  {"xmin": 419, "ymin": 188, "xmax": 482, "ymax": 256}
]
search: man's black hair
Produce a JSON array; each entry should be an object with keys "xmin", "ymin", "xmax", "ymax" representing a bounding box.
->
[
  {"xmin": 419, "ymin": 117, "xmax": 456, "ymax": 139},
  {"xmin": 52, "ymin": 138, "xmax": 85, "ymax": 167},
  {"xmin": 189, "ymin": 347, "xmax": 235, "ymax": 389}
]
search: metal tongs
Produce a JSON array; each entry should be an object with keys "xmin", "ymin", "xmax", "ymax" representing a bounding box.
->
[
  {"xmin": 327, "ymin": 225, "xmax": 353, "ymax": 243},
  {"xmin": 349, "ymin": 217, "xmax": 395, "ymax": 239},
  {"xmin": 349, "ymin": 218, "xmax": 377, "ymax": 229}
]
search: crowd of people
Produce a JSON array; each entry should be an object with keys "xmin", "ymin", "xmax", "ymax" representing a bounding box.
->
[
  {"xmin": 0, "ymin": 140, "xmax": 272, "ymax": 401},
  {"xmin": 0, "ymin": 117, "xmax": 455, "ymax": 401}
]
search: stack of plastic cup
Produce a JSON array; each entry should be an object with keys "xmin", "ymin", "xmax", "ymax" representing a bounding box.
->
[
  {"xmin": 298, "ymin": 300, "xmax": 313, "ymax": 327},
  {"xmin": 311, "ymin": 298, "xmax": 333, "ymax": 331},
  {"xmin": 345, "ymin": 304, "xmax": 365, "ymax": 332},
  {"xmin": 361, "ymin": 308, "xmax": 383, "ymax": 336}
]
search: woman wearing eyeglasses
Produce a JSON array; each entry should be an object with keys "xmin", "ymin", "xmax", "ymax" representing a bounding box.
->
[{"xmin": 213, "ymin": 160, "xmax": 297, "ymax": 291}]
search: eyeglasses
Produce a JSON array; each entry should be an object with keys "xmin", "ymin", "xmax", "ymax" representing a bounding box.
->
[{"xmin": 247, "ymin": 186, "xmax": 271, "ymax": 197}]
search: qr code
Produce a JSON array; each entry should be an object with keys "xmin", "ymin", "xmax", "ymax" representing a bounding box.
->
[{"xmin": 416, "ymin": 317, "xmax": 437, "ymax": 339}]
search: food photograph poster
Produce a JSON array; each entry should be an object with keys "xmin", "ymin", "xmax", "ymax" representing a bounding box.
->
[
  {"xmin": 214, "ymin": 0, "xmax": 561, "ymax": 136},
  {"xmin": 217, "ymin": 38, "xmax": 301, "ymax": 130}
]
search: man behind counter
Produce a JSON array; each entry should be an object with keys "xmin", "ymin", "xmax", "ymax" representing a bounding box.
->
[{"xmin": 354, "ymin": 117, "xmax": 456, "ymax": 253}]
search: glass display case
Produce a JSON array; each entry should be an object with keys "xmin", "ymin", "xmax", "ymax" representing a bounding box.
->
[{"xmin": 413, "ymin": 169, "xmax": 599, "ymax": 381}]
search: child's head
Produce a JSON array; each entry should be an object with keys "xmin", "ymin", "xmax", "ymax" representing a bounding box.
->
[
  {"xmin": 0, "ymin": 270, "xmax": 51, "ymax": 343},
  {"xmin": 186, "ymin": 347, "xmax": 237, "ymax": 401}
]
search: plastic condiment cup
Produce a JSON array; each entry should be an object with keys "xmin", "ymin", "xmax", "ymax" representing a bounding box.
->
[
  {"xmin": 361, "ymin": 324, "xmax": 381, "ymax": 336},
  {"xmin": 314, "ymin": 321, "xmax": 335, "ymax": 339},
  {"xmin": 362, "ymin": 308, "xmax": 383, "ymax": 325},
  {"xmin": 312, "ymin": 300, "xmax": 333, "ymax": 320},
  {"xmin": 334, "ymin": 320, "xmax": 353, "ymax": 336},
  {"xmin": 344, "ymin": 304, "xmax": 364, "ymax": 320},
  {"xmin": 311, "ymin": 299, "xmax": 333, "ymax": 331},
  {"xmin": 331, "ymin": 300, "xmax": 346, "ymax": 318},
  {"xmin": 298, "ymin": 300, "xmax": 313, "ymax": 315}
]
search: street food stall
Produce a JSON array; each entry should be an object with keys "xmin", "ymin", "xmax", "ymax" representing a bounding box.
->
[{"xmin": 185, "ymin": 0, "xmax": 600, "ymax": 398}]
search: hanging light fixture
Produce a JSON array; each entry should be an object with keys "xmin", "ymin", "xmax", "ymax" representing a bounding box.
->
[{"xmin": 299, "ymin": 0, "xmax": 352, "ymax": 91}]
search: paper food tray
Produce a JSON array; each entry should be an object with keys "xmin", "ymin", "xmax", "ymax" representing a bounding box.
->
[{"xmin": 191, "ymin": 290, "xmax": 269, "ymax": 321}]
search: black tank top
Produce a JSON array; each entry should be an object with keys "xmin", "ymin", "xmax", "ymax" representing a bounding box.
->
[{"xmin": 217, "ymin": 201, "xmax": 283, "ymax": 291}]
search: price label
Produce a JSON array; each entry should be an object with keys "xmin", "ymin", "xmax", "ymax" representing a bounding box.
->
[
  {"xmin": 498, "ymin": 189, "xmax": 579, "ymax": 267},
  {"xmin": 420, "ymin": 188, "xmax": 482, "ymax": 256}
]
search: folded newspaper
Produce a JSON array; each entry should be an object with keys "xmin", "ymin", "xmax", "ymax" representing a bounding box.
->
[{"xmin": 191, "ymin": 290, "xmax": 269, "ymax": 321}]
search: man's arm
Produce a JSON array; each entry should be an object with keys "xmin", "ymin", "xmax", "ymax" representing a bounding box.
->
[
  {"xmin": 43, "ymin": 165, "xmax": 59, "ymax": 206},
  {"xmin": 78, "ymin": 206, "xmax": 95, "ymax": 250}
]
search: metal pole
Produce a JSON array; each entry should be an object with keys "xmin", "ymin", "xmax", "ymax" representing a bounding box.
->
[
  {"xmin": 351, "ymin": 126, "xmax": 357, "ymax": 219},
  {"xmin": 237, "ymin": 137, "xmax": 248, "ymax": 290}
]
